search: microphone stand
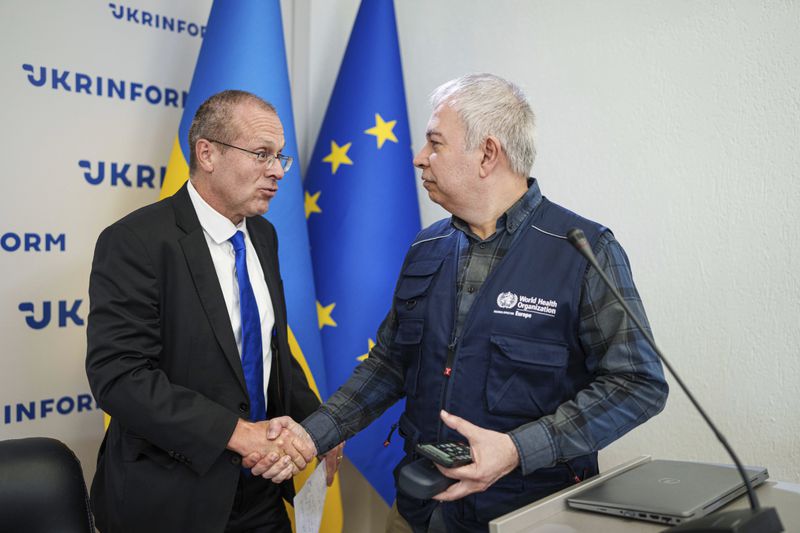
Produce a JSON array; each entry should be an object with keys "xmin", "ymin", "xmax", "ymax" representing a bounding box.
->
[{"xmin": 566, "ymin": 228, "xmax": 782, "ymax": 533}]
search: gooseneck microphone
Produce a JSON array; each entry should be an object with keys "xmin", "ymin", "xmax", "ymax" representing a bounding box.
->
[{"xmin": 566, "ymin": 228, "xmax": 782, "ymax": 533}]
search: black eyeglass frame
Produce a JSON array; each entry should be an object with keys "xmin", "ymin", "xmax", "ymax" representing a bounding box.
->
[{"xmin": 206, "ymin": 138, "xmax": 293, "ymax": 172}]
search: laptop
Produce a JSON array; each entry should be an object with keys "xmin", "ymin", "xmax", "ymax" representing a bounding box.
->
[{"xmin": 566, "ymin": 459, "xmax": 769, "ymax": 526}]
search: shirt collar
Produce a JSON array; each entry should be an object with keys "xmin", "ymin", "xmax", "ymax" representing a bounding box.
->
[
  {"xmin": 451, "ymin": 178, "xmax": 543, "ymax": 240},
  {"xmin": 187, "ymin": 179, "xmax": 246, "ymax": 244}
]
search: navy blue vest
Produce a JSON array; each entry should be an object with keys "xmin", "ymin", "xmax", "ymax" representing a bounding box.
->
[{"xmin": 393, "ymin": 197, "xmax": 608, "ymax": 527}]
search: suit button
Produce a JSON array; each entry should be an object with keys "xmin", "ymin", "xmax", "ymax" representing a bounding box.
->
[
  {"xmin": 239, "ymin": 402, "xmax": 248, "ymax": 413},
  {"xmin": 231, "ymin": 455, "xmax": 241, "ymax": 465}
]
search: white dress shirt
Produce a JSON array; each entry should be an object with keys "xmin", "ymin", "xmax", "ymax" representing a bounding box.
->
[{"xmin": 187, "ymin": 180, "xmax": 274, "ymax": 407}]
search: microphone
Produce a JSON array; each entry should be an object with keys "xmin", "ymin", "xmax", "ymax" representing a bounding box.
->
[{"xmin": 566, "ymin": 228, "xmax": 783, "ymax": 533}]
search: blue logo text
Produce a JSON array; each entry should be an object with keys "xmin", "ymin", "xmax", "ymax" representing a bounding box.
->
[
  {"xmin": 3, "ymin": 393, "xmax": 99, "ymax": 425},
  {"xmin": 22, "ymin": 63, "xmax": 187, "ymax": 108},
  {"xmin": 109, "ymin": 3, "xmax": 206, "ymax": 38},
  {"xmin": 1, "ymin": 232, "xmax": 65, "ymax": 253},
  {"xmin": 18, "ymin": 300, "xmax": 84, "ymax": 330},
  {"xmin": 79, "ymin": 160, "xmax": 166, "ymax": 188}
]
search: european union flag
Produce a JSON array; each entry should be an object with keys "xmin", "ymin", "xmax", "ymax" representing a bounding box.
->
[{"xmin": 304, "ymin": 0, "xmax": 421, "ymax": 504}]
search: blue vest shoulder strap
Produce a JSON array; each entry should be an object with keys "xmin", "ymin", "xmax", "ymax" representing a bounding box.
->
[
  {"xmin": 531, "ymin": 197, "xmax": 609, "ymax": 243},
  {"xmin": 410, "ymin": 218, "xmax": 456, "ymax": 246}
]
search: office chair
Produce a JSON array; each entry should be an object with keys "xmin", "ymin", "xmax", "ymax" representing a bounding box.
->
[{"xmin": 0, "ymin": 437, "xmax": 94, "ymax": 533}]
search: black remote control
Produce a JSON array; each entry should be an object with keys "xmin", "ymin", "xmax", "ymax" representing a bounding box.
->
[{"xmin": 416, "ymin": 441, "xmax": 473, "ymax": 468}]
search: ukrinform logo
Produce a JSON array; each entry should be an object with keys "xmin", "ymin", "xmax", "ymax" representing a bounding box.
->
[{"xmin": 494, "ymin": 292, "xmax": 558, "ymax": 319}]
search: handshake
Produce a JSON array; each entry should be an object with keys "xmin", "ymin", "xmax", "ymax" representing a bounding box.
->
[{"xmin": 227, "ymin": 416, "xmax": 344, "ymax": 486}]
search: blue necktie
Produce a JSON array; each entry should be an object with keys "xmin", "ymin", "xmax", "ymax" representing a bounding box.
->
[{"xmin": 229, "ymin": 231, "xmax": 266, "ymax": 422}]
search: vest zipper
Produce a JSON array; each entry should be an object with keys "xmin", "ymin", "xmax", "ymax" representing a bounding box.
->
[
  {"xmin": 437, "ymin": 338, "xmax": 457, "ymax": 442},
  {"xmin": 443, "ymin": 339, "xmax": 458, "ymax": 377},
  {"xmin": 437, "ymin": 234, "xmax": 468, "ymax": 441}
]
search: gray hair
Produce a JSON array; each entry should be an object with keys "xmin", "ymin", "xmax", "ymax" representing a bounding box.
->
[
  {"xmin": 430, "ymin": 73, "xmax": 536, "ymax": 176},
  {"xmin": 188, "ymin": 90, "xmax": 276, "ymax": 173}
]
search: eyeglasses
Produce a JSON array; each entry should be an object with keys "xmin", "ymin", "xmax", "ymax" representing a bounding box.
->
[{"xmin": 207, "ymin": 139, "xmax": 293, "ymax": 172}]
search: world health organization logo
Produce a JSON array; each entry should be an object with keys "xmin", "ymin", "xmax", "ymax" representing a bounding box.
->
[{"xmin": 496, "ymin": 292, "xmax": 518, "ymax": 309}]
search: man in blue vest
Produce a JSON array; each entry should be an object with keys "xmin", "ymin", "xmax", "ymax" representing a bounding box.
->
[{"xmin": 256, "ymin": 74, "xmax": 669, "ymax": 532}]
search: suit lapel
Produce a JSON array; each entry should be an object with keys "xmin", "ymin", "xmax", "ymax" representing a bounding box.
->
[{"xmin": 172, "ymin": 185, "xmax": 248, "ymax": 397}]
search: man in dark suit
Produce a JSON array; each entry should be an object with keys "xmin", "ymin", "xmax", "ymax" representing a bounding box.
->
[{"xmin": 86, "ymin": 90, "xmax": 340, "ymax": 533}]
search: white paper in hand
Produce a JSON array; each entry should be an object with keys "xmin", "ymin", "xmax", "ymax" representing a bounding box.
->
[{"xmin": 294, "ymin": 458, "xmax": 328, "ymax": 533}]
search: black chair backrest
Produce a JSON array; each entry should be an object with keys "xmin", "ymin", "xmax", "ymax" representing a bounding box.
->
[{"xmin": 0, "ymin": 437, "xmax": 94, "ymax": 533}]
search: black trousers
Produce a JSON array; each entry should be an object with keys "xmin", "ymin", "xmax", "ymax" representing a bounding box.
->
[
  {"xmin": 225, "ymin": 472, "xmax": 292, "ymax": 533},
  {"xmin": 410, "ymin": 505, "xmax": 448, "ymax": 533}
]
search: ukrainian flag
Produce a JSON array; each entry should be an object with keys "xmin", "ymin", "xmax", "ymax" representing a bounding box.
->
[
  {"xmin": 160, "ymin": 1, "xmax": 342, "ymax": 531},
  {"xmin": 304, "ymin": 0, "xmax": 421, "ymax": 504}
]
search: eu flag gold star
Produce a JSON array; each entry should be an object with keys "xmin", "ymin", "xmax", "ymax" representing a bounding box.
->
[
  {"xmin": 357, "ymin": 338, "xmax": 376, "ymax": 362},
  {"xmin": 322, "ymin": 140, "xmax": 353, "ymax": 174},
  {"xmin": 304, "ymin": 190, "xmax": 322, "ymax": 219},
  {"xmin": 316, "ymin": 301, "xmax": 337, "ymax": 329},
  {"xmin": 364, "ymin": 113, "xmax": 398, "ymax": 149}
]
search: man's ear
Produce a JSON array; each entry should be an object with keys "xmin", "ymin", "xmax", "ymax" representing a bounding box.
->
[
  {"xmin": 196, "ymin": 139, "xmax": 215, "ymax": 173},
  {"xmin": 479, "ymin": 136, "xmax": 502, "ymax": 178}
]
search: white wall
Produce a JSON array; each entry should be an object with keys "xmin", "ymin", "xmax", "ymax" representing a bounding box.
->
[{"xmin": 298, "ymin": 0, "xmax": 800, "ymax": 497}]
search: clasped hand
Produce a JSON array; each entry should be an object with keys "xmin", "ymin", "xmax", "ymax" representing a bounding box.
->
[{"xmin": 229, "ymin": 417, "xmax": 343, "ymax": 485}]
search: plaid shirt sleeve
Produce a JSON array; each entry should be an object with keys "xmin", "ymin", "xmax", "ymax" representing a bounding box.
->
[
  {"xmin": 508, "ymin": 231, "xmax": 669, "ymax": 475},
  {"xmin": 301, "ymin": 308, "xmax": 405, "ymax": 455}
]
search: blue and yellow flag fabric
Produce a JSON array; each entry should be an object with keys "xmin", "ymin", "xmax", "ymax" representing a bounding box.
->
[
  {"xmin": 160, "ymin": 1, "xmax": 342, "ymax": 531},
  {"xmin": 304, "ymin": 0, "xmax": 421, "ymax": 504}
]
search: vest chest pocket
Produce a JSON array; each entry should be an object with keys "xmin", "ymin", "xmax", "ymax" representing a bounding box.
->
[
  {"xmin": 393, "ymin": 258, "xmax": 443, "ymax": 398},
  {"xmin": 486, "ymin": 335, "xmax": 569, "ymax": 419},
  {"xmin": 394, "ymin": 258, "xmax": 443, "ymax": 311}
]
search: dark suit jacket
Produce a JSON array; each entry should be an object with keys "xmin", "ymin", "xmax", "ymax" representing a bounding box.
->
[{"xmin": 86, "ymin": 183, "xmax": 320, "ymax": 533}]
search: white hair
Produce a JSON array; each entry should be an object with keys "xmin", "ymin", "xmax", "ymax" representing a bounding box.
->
[{"xmin": 430, "ymin": 73, "xmax": 536, "ymax": 176}]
